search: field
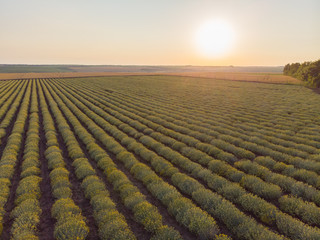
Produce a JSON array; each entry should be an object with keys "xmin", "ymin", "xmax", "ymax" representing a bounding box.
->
[
  {"xmin": 0, "ymin": 72, "xmax": 299, "ymax": 85},
  {"xmin": 0, "ymin": 75, "xmax": 320, "ymax": 240}
]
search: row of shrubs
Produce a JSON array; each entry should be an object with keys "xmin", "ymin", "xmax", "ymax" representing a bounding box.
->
[
  {"xmin": 218, "ymin": 133, "xmax": 320, "ymax": 176},
  {"xmin": 0, "ymin": 81, "xmax": 27, "ymax": 144},
  {"xmin": 11, "ymin": 81, "xmax": 43, "ymax": 239},
  {"xmin": 0, "ymin": 80, "xmax": 22, "ymax": 122},
  {"xmin": 44, "ymin": 80, "xmax": 184, "ymax": 239},
  {"xmin": 72, "ymin": 86, "xmax": 253, "ymax": 163},
  {"xmin": 58, "ymin": 81, "xmax": 246, "ymax": 167},
  {"xmin": 252, "ymin": 156, "xmax": 320, "ymax": 189},
  {"xmin": 129, "ymin": 81, "xmax": 320, "ymax": 146},
  {"xmin": 56, "ymin": 79, "xmax": 320, "ymax": 239},
  {"xmin": 79, "ymin": 93, "xmax": 320, "ymax": 237},
  {"xmin": 56, "ymin": 83, "xmax": 286, "ymax": 202},
  {"xmin": 92, "ymin": 75, "xmax": 320, "ymax": 147},
  {"xmin": 53, "ymin": 79, "xmax": 258, "ymax": 165},
  {"xmin": 0, "ymin": 81, "xmax": 31, "ymax": 237},
  {"xmin": 232, "ymin": 121, "xmax": 320, "ymax": 152},
  {"xmin": 40, "ymin": 81, "xmax": 136, "ymax": 240},
  {"xmin": 67, "ymin": 80, "xmax": 320, "ymax": 180},
  {"xmin": 235, "ymin": 159, "xmax": 320, "ymax": 211},
  {"xmin": 132, "ymin": 134, "xmax": 320, "ymax": 239},
  {"xmin": 38, "ymin": 81, "xmax": 90, "ymax": 240},
  {"xmin": 58, "ymin": 79, "xmax": 318, "ymax": 191},
  {"xmin": 68, "ymin": 76, "xmax": 320, "ymax": 148},
  {"xmin": 110, "ymin": 94, "xmax": 320, "ymax": 180},
  {"xmin": 66, "ymin": 79, "xmax": 316, "ymax": 158},
  {"xmin": 56, "ymin": 82, "xmax": 289, "ymax": 202},
  {"xmin": 279, "ymin": 195, "xmax": 320, "ymax": 228},
  {"xmin": 80, "ymin": 82, "xmax": 320, "ymax": 172},
  {"xmin": 46, "ymin": 80, "xmax": 222, "ymax": 239},
  {"xmin": 67, "ymin": 79, "xmax": 320, "ymax": 167},
  {"xmin": 51, "ymin": 80, "xmax": 290, "ymax": 240}
]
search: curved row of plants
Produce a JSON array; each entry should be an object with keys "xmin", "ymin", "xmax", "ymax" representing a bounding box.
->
[
  {"xmin": 51, "ymin": 79, "xmax": 320, "ymax": 239},
  {"xmin": 0, "ymin": 81, "xmax": 27, "ymax": 143},
  {"xmin": 37, "ymin": 80, "xmax": 90, "ymax": 240},
  {"xmin": 56, "ymin": 79, "xmax": 320, "ymax": 197},
  {"xmin": 68, "ymin": 76, "xmax": 320, "ymax": 145},
  {"xmin": 0, "ymin": 81, "xmax": 31, "ymax": 237},
  {"xmin": 40, "ymin": 80, "xmax": 137, "ymax": 240},
  {"xmin": 59, "ymin": 80, "xmax": 320, "ymax": 187},
  {"xmin": 46, "ymin": 79, "xmax": 292, "ymax": 239},
  {"xmin": 10, "ymin": 80, "xmax": 43, "ymax": 239},
  {"xmin": 42, "ymin": 80, "xmax": 224, "ymax": 240}
]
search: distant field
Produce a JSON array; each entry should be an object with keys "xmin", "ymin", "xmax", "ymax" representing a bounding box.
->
[
  {"xmin": 0, "ymin": 71, "xmax": 300, "ymax": 85},
  {"xmin": 0, "ymin": 72, "xmax": 153, "ymax": 80},
  {"xmin": 167, "ymin": 72, "xmax": 300, "ymax": 84},
  {"xmin": 0, "ymin": 64, "xmax": 284, "ymax": 73},
  {"xmin": 0, "ymin": 75, "xmax": 319, "ymax": 239}
]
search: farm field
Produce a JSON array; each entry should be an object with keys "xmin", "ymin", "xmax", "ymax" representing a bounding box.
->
[
  {"xmin": 0, "ymin": 75, "xmax": 320, "ymax": 240},
  {"xmin": 0, "ymin": 71, "xmax": 299, "ymax": 85}
]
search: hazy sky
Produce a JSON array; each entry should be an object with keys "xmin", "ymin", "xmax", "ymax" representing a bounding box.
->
[{"xmin": 1, "ymin": 0, "xmax": 319, "ymax": 66}]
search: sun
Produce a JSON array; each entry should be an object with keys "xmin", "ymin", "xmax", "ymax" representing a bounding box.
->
[{"xmin": 195, "ymin": 19, "xmax": 235, "ymax": 58}]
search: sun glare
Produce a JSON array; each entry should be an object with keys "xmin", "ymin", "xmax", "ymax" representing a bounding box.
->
[{"xmin": 196, "ymin": 19, "xmax": 234, "ymax": 58}]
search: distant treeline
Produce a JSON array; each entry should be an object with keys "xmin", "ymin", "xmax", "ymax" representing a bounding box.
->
[{"xmin": 283, "ymin": 59, "xmax": 320, "ymax": 87}]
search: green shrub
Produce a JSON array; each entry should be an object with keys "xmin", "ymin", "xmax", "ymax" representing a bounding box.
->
[
  {"xmin": 279, "ymin": 195, "xmax": 320, "ymax": 226},
  {"xmin": 52, "ymin": 198, "xmax": 82, "ymax": 219},
  {"xmin": 91, "ymin": 193, "xmax": 115, "ymax": 212},
  {"xmin": 0, "ymin": 164, "xmax": 15, "ymax": 178},
  {"xmin": 95, "ymin": 209, "xmax": 136, "ymax": 240},
  {"xmin": 215, "ymin": 234, "xmax": 232, "ymax": 240},
  {"xmin": 275, "ymin": 213, "xmax": 320, "ymax": 239},
  {"xmin": 123, "ymin": 192, "xmax": 145, "ymax": 210},
  {"xmin": 151, "ymin": 226, "xmax": 182, "ymax": 240},
  {"xmin": 15, "ymin": 176, "xmax": 41, "ymax": 199},
  {"xmin": 47, "ymin": 151, "xmax": 65, "ymax": 169},
  {"xmin": 11, "ymin": 199, "xmax": 41, "ymax": 218},
  {"xmin": 21, "ymin": 158, "xmax": 40, "ymax": 170},
  {"xmin": 51, "ymin": 176, "xmax": 71, "ymax": 189},
  {"xmin": 54, "ymin": 216, "xmax": 89, "ymax": 240},
  {"xmin": 15, "ymin": 193, "xmax": 39, "ymax": 206},
  {"xmin": 98, "ymin": 216, "xmax": 136, "ymax": 240},
  {"xmin": 83, "ymin": 178, "xmax": 106, "ymax": 199},
  {"xmin": 20, "ymin": 166, "xmax": 40, "ymax": 178},
  {"xmin": 74, "ymin": 161, "xmax": 95, "ymax": 179},
  {"xmin": 171, "ymin": 173, "xmax": 204, "ymax": 195},
  {"xmin": 50, "ymin": 166, "xmax": 69, "ymax": 178},
  {"xmin": 132, "ymin": 201, "xmax": 163, "ymax": 232},
  {"xmin": 53, "ymin": 187, "xmax": 72, "ymax": 199},
  {"xmin": 168, "ymin": 197, "xmax": 218, "ymax": 239},
  {"xmin": 68, "ymin": 145, "xmax": 85, "ymax": 159},
  {"xmin": 11, "ymin": 213, "xmax": 40, "ymax": 240},
  {"xmin": 240, "ymin": 175, "xmax": 282, "ymax": 200}
]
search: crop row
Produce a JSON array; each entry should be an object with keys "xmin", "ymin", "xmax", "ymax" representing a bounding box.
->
[
  {"xmin": 50, "ymin": 79, "xmax": 320, "ymax": 239},
  {"xmin": 40, "ymin": 81, "xmax": 137, "ymax": 239},
  {"xmin": 0, "ymin": 81, "xmax": 27, "ymax": 143},
  {"xmin": 42, "ymin": 80, "xmax": 223, "ymax": 239},
  {"xmin": 46, "ymin": 79, "xmax": 292, "ymax": 239},
  {"xmin": 0, "ymin": 81, "xmax": 31, "ymax": 237},
  {"xmin": 67, "ymin": 77, "xmax": 320, "ymax": 148},
  {"xmin": 59, "ymin": 79, "xmax": 320, "ymax": 188},
  {"xmin": 37, "ymin": 81, "xmax": 90, "ymax": 240},
  {"xmin": 56, "ymin": 79, "xmax": 320, "ymax": 200},
  {"xmin": 10, "ymin": 81, "xmax": 43, "ymax": 239},
  {"xmin": 81, "ymin": 77, "xmax": 320, "ymax": 152}
]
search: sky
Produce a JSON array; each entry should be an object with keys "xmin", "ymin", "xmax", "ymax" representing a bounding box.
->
[{"xmin": 0, "ymin": 0, "xmax": 319, "ymax": 66}]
